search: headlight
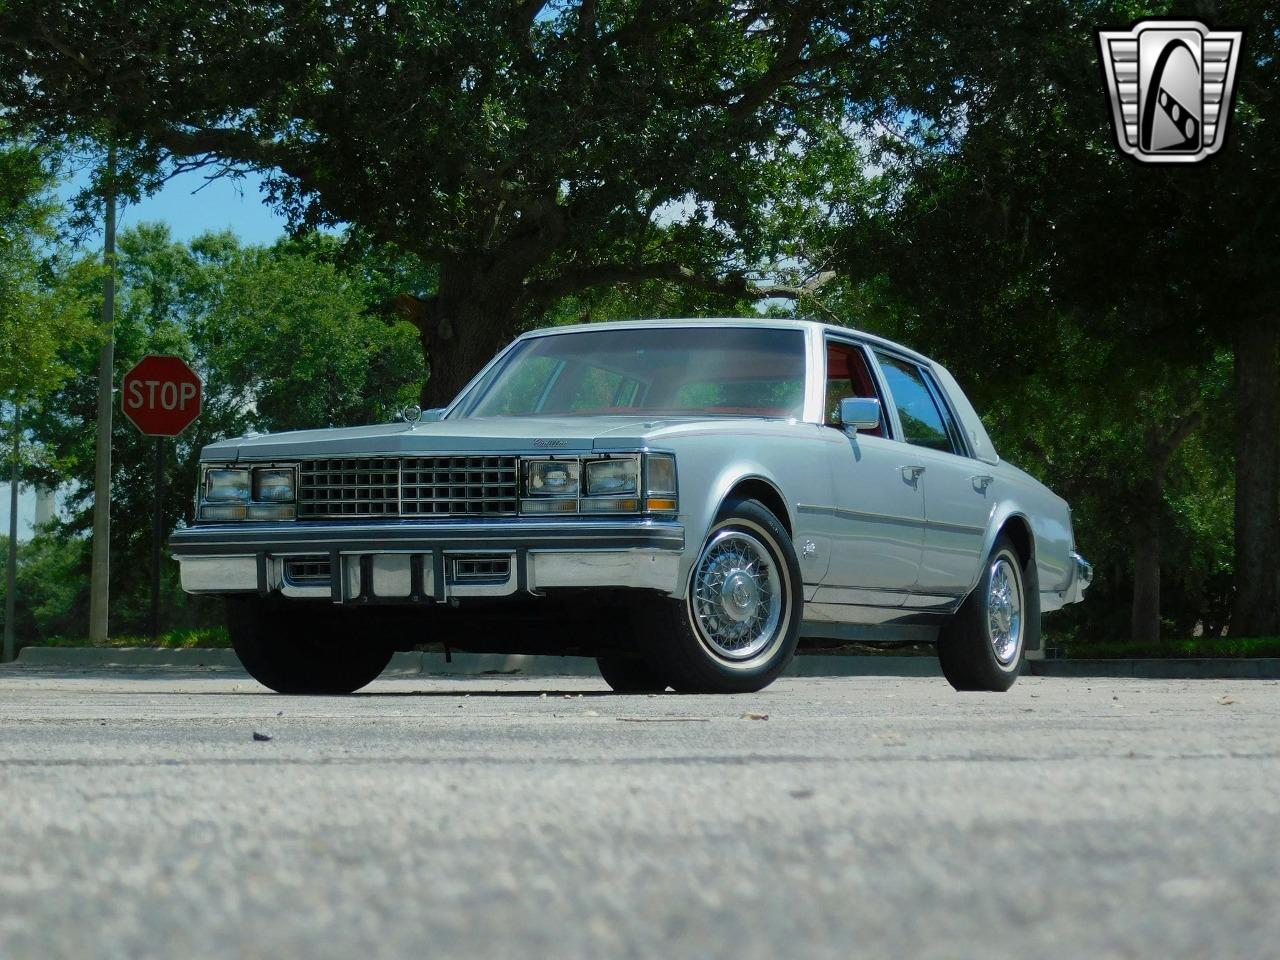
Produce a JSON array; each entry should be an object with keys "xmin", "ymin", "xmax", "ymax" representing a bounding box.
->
[
  {"xmin": 205, "ymin": 469, "xmax": 250, "ymax": 502},
  {"xmin": 584, "ymin": 458, "xmax": 638, "ymax": 496},
  {"xmin": 525, "ymin": 460, "xmax": 579, "ymax": 497},
  {"xmin": 199, "ymin": 464, "xmax": 297, "ymax": 522},
  {"xmin": 253, "ymin": 467, "xmax": 296, "ymax": 503}
]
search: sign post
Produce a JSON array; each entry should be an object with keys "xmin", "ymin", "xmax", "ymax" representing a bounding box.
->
[{"xmin": 121, "ymin": 355, "xmax": 202, "ymax": 641}]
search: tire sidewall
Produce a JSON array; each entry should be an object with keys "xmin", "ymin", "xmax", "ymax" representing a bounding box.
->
[{"xmin": 675, "ymin": 499, "xmax": 802, "ymax": 688}]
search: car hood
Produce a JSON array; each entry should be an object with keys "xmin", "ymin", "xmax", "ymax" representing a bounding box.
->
[{"xmin": 200, "ymin": 416, "xmax": 708, "ymax": 460}]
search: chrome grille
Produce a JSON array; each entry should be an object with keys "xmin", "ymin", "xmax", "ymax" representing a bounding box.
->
[
  {"xmin": 402, "ymin": 456, "xmax": 518, "ymax": 517},
  {"xmin": 297, "ymin": 456, "xmax": 518, "ymax": 519}
]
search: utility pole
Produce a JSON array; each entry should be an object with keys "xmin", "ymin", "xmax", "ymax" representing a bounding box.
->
[
  {"xmin": 150, "ymin": 436, "xmax": 163, "ymax": 641},
  {"xmin": 4, "ymin": 399, "xmax": 18, "ymax": 663},
  {"xmin": 88, "ymin": 143, "xmax": 117, "ymax": 643}
]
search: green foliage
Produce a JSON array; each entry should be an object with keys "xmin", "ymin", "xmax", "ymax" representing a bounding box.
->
[
  {"xmin": 0, "ymin": 138, "xmax": 99, "ymax": 402},
  {"xmin": 0, "ymin": 2, "xmax": 920, "ymax": 401},
  {"xmin": 23, "ymin": 224, "xmax": 424, "ymax": 637},
  {"xmin": 33, "ymin": 627, "xmax": 230, "ymax": 649},
  {"xmin": 0, "ymin": 533, "xmax": 87, "ymax": 643},
  {"xmin": 823, "ymin": 0, "xmax": 1278, "ymax": 643}
]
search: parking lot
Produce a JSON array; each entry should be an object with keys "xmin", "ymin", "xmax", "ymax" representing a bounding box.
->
[{"xmin": 0, "ymin": 669, "xmax": 1277, "ymax": 959}]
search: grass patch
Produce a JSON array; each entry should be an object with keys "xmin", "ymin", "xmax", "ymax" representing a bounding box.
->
[
  {"xmin": 1054, "ymin": 636, "xmax": 1280, "ymax": 659},
  {"xmin": 33, "ymin": 627, "xmax": 232, "ymax": 649}
]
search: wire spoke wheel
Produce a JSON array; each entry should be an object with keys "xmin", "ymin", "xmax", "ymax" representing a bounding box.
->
[
  {"xmin": 986, "ymin": 556, "xmax": 1023, "ymax": 665},
  {"xmin": 689, "ymin": 529, "xmax": 784, "ymax": 662}
]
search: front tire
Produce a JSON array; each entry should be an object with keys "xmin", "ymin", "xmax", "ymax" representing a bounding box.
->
[
  {"xmin": 226, "ymin": 596, "xmax": 395, "ymax": 694},
  {"xmin": 642, "ymin": 497, "xmax": 802, "ymax": 694},
  {"xmin": 937, "ymin": 535, "xmax": 1029, "ymax": 692}
]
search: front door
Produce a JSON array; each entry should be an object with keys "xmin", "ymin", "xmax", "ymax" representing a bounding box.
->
[{"xmin": 812, "ymin": 339, "xmax": 925, "ymax": 609}]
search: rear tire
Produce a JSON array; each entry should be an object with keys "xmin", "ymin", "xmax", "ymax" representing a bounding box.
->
[
  {"xmin": 937, "ymin": 535, "xmax": 1029, "ymax": 692},
  {"xmin": 642, "ymin": 497, "xmax": 801, "ymax": 694},
  {"xmin": 596, "ymin": 656, "xmax": 669, "ymax": 693},
  {"xmin": 226, "ymin": 596, "xmax": 395, "ymax": 694}
]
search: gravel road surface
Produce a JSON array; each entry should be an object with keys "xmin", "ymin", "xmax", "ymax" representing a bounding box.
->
[{"xmin": 0, "ymin": 669, "xmax": 1276, "ymax": 959}]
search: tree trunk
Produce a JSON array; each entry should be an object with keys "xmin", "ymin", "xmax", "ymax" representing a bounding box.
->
[
  {"xmin": 405, "ymin": 264, "xmax": 527, "ymax": 410},
  {"xmin": 1130, "ymin": 486, "xmax": 1163, "ymax": 647},
  {"xmin": 1130, "ymin": 410, "xmax": 1203, "ymax": 644},
  {"xmin": 1232, "ymin": 320, "xmax": 1280, "ymax": 637}
]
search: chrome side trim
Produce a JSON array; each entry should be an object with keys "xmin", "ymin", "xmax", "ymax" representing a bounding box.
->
[
  {"xmin": 796, "ymin": 502, "xmax": 984, "ymax": 534},
  {"xmin": 803, "ymin": 601, "xmax": 951, "ymax": 627}
]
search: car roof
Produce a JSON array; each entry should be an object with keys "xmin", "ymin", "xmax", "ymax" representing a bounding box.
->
[{"xmin": 517, "ymin": 317, "xmax": 937, "ymax": 366}]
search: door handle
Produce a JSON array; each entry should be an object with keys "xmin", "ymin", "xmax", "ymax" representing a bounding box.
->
[
  {"xmin": 901, "ymin": 465, "xmax": 926, "ymax": 481},
  {"xmin": 970, "ymin": 475, "xmax": 993, "ymax": 491}
]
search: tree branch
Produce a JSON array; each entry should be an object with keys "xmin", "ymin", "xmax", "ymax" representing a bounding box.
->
[
  {"xmin": 525, "ymin": 260, "xmax": 832, "ymax": 306},
  {"xmin": 148, "ymin": 126, "xmax": 282, "ymax": 165}
]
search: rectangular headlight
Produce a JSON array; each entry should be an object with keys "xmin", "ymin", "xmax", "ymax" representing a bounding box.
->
[
  {"xmin": 525, "ymin": 459, "xmax": 579, "ymax": 497},
  {"xmin": 205, "ymin": 468, "xmax": 250, "ymax": 502},
  {"xmin": 199, "ymin": 463, "xmax": 298, "ymax": 522},
  {"xmin": 584, "ymin": 458, "xmax": 638, "ymax": 497},
  {"xmin": 253, "ymin": 467, "xmax": 296, "ymax": 503}
]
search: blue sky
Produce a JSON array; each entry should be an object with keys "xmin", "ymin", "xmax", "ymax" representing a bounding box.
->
[
  {"xmin": 2, "ymin": 170, "xmax": 290, "ymax": 540},
  {"xmin": 76, "ymin": 167, "xmax": 291, "ymax": 245}
]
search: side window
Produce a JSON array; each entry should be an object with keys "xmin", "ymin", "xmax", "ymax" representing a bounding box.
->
[
  {"xmin": 875, "ymin": 353, "xmax": 960, "ymax": 454},
  {"xmin": 824, "ymin": 341, "xmax": 886, "ymax": 437}
]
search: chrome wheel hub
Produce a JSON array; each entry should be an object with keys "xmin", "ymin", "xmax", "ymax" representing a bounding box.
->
[
  {"xmin": 691, "ymin": 530, "xmax": 782, "ymax": 660},
  {"xmin": 721, "ymin": 570, "xmax": 761, "ymax": 623},
  {"xmin": 987, "ymin": 557, "xmax": 1023, "ymax": 665}
]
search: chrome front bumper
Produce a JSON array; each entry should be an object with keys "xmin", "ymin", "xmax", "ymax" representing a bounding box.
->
[
  {"xmin": 1064, "ymin": 551, "xmax": 1094, "ymax": 605},
  {"xmin": 170, "ymin": 518, "xmax": 685, "ymax": 602}
]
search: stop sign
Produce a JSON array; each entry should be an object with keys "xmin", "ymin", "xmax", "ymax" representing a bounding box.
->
[{"xmin": 121, "ymin": 355, "xmax": 203, "ymax": 436}]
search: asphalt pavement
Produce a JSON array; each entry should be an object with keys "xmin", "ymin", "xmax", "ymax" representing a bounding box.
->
[{"xmin": 0, "ymin": 668, "xmax": 1277, "ymax": 960}]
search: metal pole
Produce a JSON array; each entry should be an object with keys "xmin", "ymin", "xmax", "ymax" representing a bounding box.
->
[
  {"xmin": 150, "ymin": 436, "xmax": 163, "ymax": 641},
  {"xmin": 88, "ymin": 142, "xmax": 117, "ymax": 643},
  {"xmin": 3, "ymin": 399, "xmax": 19, "ymax": 663}
]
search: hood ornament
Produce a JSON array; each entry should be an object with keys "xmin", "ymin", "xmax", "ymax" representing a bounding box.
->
[{"xmin": 401, "ymin": 405, "xmax": 423, "ymax": 428}]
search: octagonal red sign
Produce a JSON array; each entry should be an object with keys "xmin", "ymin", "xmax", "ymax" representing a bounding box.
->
[{"xmin": 121, "ymin": 355, "xmax": 203, "ymax": 437}]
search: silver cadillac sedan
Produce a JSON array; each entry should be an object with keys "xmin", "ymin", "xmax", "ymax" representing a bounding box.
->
[{"xmin": 172, "ymin": 319, "xmax": 1091, "ymax": 695}]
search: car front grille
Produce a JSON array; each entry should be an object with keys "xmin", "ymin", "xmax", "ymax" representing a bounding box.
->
[{"xmin": 297, "ymin": 456, "xmax": 519, "ymax": 519}]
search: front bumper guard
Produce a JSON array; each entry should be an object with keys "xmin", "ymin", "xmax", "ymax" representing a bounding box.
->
[
  {"xmin": 170, "ymin": 518, "xmax": 685, "ymax": 602},
  {"xmin": 1064, "ymin": 550, "xmax": 1094, "ymax": 605}
]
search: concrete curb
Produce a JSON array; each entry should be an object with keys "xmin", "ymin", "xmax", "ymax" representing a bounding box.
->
[
  {"xmin": 1028, "ymin": 658, "xmax": 1280, "ymax": 680},
  {"xmin": 8, "ymin": 647, "xmax": 1278, "ymax": 680},
  {"xmin": 8, "ymin": 646, "xmax": 940, "ymax": 678}
]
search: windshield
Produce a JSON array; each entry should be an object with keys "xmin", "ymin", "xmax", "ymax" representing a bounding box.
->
[{"xmin": 456, "ymin": 326, "xmax": 807, "ymax": 419}]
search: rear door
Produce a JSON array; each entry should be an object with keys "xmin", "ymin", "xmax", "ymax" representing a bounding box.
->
[
  {"xmin": 872, "ymin": 352, "xmax": 992, "ymax": 608},
  {"xmin": 812, "ymin": 338, "xmax": 925, "ymax": 609}
]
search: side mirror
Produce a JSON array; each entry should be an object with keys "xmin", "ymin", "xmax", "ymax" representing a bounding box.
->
[
  {"xmin": 419, "ymin": 407, "xmax": 446, "ymax": 423},
  {"xmin": 837, "ymin": 397, "xmax": 881, "ymax": 433}
]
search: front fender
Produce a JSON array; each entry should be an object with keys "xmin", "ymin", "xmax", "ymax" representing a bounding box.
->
[{"xmin": 658, "ymin": 427, "xmax": 836, "ymax": 599}]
